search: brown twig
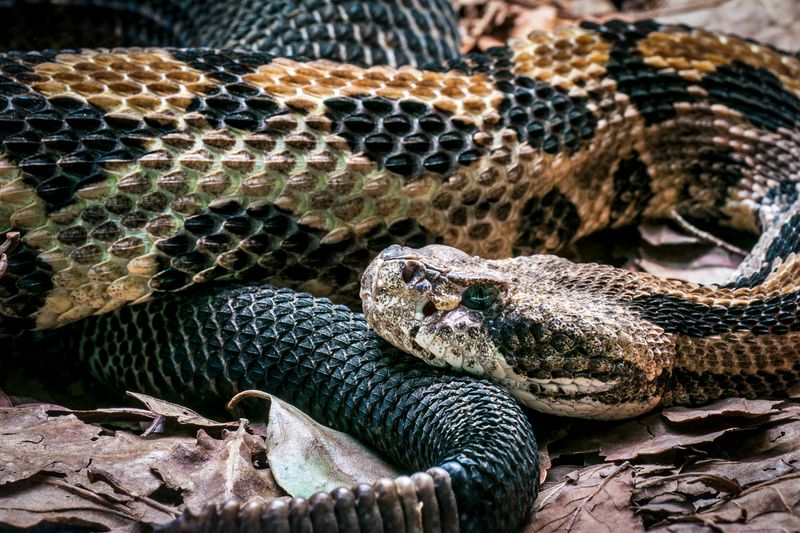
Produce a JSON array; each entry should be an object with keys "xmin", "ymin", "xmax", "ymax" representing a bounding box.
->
[
  {"xmin": 669, "ymin": 210, "xmax": 749, "ymax": 257},
  {"xmin": 87, "ymin": 467, "xmax": 180, "ymax": 516}
]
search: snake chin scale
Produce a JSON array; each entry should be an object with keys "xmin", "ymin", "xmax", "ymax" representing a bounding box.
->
[{"xmin": 513, "ymin": 389, "xmax": 663, "ymax": 420}]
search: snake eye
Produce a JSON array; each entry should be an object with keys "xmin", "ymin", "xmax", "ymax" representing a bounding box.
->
[{"xmin": 461, "ymin": 284, "xmax": 500, "ymax": 311}]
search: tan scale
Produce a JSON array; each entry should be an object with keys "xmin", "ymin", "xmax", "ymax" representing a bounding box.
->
[{"xmin": 637, "ymin": 30, "xmax": 800, "ymax": 94}]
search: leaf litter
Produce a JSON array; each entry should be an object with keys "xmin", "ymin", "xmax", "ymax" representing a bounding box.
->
[
  {"xmin": 3, "ymin": 389, "xmax": 797, "ymax": 531},
  {"xmin": 0, "ymin": 391, "xmax": 395, "ymax": 530},
  {"xmin": 532, "ymin": 398, "xmax": 800, "ymax": 531}
]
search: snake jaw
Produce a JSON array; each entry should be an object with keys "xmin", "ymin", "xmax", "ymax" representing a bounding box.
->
[{"xmin": 411, "ymin": 306, "xmax": 499, "ymax": 374}]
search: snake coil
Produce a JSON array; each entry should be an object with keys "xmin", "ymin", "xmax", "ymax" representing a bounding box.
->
[{"xmin": 71, "ymin": 285, "xmax": 540, "ymax": 532}]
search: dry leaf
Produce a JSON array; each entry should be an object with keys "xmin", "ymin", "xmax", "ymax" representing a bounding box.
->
[
  {"xmin": 554, "ymin": 410, "xmax": 733, "ymax": 461},
  {"xmin": 528, "ymin": 463, "xmax": 644, "ymax": 533},
  {"xmin": 551, "ymin": 399, "xmax": 798, "ymax": 461},
  {"xmin": 648, "ymin": 474, "xmax": 800, "ymax": 531},
  {"xmin": 0, "ymin": 405, "xmax": 179, "ymax": 529},
  {"xmin": 635, "ymin": 238, "xmax": 741, "ymax": 285},
  {"xmin": 0, "ymin": 392, "xmax": 404, "ymax": 531},
  {"xmin": 508, "ymin": 5, "xmax": 559, "ymax": 39},
  {"xmin": 639, "ymin": 223, "xmax": 704, "ymax": 247},
  {"xmin": 564, "ymin": 0, "xmax": 618, "ymax": 17},
  {"xmin": 126, "ymin": 391, "xmax": 241, "ymax": 434},
  {"xmin": 262, "ymin": 393, "xmax": 400, "ymax": 497},
  {"xmin": 539, "ymin": 399, "xmax": 800, "ymax": 530},
  {"xmin": 661, "ymin": 398, "xmax": 784, "ymax": 423},
  {"xmin": 151, "ymin": 424, "xmax": 280, "ymax": 509},
  {"xmin": 0, "ymin": 474, "xmax": 153, "ymax": 530},
  {"xmin": 635, "ymin": 256, "xmax": 738, "ymax": 285},
  {"xmin": 600, "ymin": 411, "xmax": 793, "ymax": 462},
  {"xmin": 689, "ymin": 421, "xmax": 800, "ymax": 487},
  {"xmin": 645, "ymin": 0, "xmax": 800, "ymax": 51}
]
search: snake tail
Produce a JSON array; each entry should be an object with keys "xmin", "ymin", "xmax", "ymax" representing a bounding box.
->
[
  {"xmin": 68, "ymin": 284, "xmax": 539, "ymax": 533},
  {"xmin": 160, "ymin": 469, "xmax": 457, "ymax": 533}
]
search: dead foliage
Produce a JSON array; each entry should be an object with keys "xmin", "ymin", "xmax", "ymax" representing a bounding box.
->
[
  {"xmin": 3, "ymin": 391, "xmax": 796, "ymax": 531},
  {"xmin": 530, "ymin": 397, "xmax": 800, "ymax": 531},
  {"xmin": 0, "ymin": 392, "xmax": 394, "ymax": 531}
]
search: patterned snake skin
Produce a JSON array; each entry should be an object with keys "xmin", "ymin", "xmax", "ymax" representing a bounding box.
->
[
  {"xmin": 362, "ymin": 242, "xmax": 800, "ymax": 420},
  {"xmin": 1, "ymin": 0, "xmax": 800, "ymax": 531},
  {"xmin": 2, "ymin": 15, "xmax": 800, "ymax": 331}
]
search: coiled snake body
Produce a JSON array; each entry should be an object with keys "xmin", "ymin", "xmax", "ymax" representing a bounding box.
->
[{"xmin": 1, "ymin": 0, "xmax": 799, "ymax": 531}]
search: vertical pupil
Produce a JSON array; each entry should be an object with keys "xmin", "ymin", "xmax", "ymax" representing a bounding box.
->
[{"xmin": 463, "ymin": 284, "xmax": 497, "ymax": 310}]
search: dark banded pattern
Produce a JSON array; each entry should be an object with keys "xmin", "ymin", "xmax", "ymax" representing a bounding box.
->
[
  {"xmin": 2, "ymin": 18, "xmax": 800, "ymax": 337},
  {"xmin": 363, "ymin": 241, "xmax": 800, "ymax": 419}
]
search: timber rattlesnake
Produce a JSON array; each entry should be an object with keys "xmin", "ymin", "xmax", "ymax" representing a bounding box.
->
[{"xmin": 1, "ymin": 1, "xmax": 799, "ymax": 531}]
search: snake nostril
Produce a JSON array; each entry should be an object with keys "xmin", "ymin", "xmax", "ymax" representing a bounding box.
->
[
  {"xmin": 402, "ymin": 261, "xmax": 421, "ymax": 284},
  {"xmin": 422, "ymin": 300, "xmax": 437, "ymax": 317}
]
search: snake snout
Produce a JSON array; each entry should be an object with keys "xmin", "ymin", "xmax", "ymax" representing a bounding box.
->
[{"xmin": 361, "ymin": 248, "xmax": 421, "ymax": 342}]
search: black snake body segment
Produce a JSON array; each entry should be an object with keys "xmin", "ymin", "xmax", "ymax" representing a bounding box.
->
[
  {"xmin": 0, "ymin": 0, "xmax": 461, "ymax": 67},
  {"xmin": 2, "ymin": 1, "xmax": 800, "ymax": 531},
  {"xmin": 68, "ymin": 284, "xmax": 538, "ymax": 533}
]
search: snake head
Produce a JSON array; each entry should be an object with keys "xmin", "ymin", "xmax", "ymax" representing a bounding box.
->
[
  {"xmin": 361, "ymin": 244, "xmax": 512, "ymax": 373},
  {"xmin": 362, "ymin": 244, "xmax": 672, "ymax": 419}
]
